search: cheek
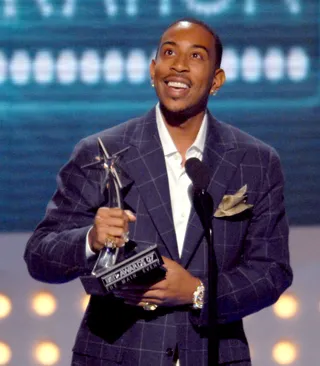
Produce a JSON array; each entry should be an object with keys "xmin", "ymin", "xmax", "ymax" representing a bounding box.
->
[{"xmin": 153, "ymin": 62, "xmax": 168, "ymax": 77}]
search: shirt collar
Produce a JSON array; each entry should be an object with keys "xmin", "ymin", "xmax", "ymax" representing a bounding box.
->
[{"xmin": 155, "ymin": 103, "xmax": 208, "ymax": 157}]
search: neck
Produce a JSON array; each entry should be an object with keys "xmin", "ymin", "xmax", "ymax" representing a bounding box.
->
[{"xmin": 160, "ymin": 105, "xmax": 206, "ymax": 160}]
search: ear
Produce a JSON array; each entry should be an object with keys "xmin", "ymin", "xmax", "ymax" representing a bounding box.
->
[
  {"xmin": 210, "ymin": 68, "xmax": 226, "ymax": 94},
  {"xmin": 149, "ymin": 59, "xmax": 156, "ymax": 81}
]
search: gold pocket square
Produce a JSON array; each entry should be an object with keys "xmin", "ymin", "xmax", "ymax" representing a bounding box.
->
[{"xmin": 214, "ymin": 185, "xmax": 253, "ymax": 218}]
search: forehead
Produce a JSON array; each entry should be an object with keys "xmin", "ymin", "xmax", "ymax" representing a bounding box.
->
[{"xmin": 160, "ymin": 22, "xmax": 215, "ymax": 51}]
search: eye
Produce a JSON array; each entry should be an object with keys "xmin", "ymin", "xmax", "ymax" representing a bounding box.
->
[
  {"xmin": 164, "ymin": 49, "xmax": 174, "ymax": 56},
  {"xmin": 192, "ymin": 52, "xmax": 203, "ymax": 60}
]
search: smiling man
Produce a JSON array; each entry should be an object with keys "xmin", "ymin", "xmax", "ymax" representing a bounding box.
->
[{"xmin": 24, "ymin": 18, "xmax": 292, "ymax": 366}]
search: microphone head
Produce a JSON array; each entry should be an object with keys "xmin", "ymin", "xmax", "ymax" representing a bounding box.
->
[{"xmin": 185, "ymin": 157, "xmax": 210, "ymax": 191}]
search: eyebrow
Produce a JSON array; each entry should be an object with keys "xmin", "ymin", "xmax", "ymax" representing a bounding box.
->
[{"xmin": 160, "ymin": 41, "xmax": 210, "ymax": 56}]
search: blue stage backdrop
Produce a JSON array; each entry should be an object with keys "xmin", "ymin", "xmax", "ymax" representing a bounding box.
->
[{"xmin": 1, "ymin": 0, "xmax": 319, "ymax": 231}]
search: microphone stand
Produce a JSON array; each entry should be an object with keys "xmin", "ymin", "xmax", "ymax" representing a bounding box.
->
[{"xmin": 193, "ymin": 189, "xmax": 219, "ymax": 366}]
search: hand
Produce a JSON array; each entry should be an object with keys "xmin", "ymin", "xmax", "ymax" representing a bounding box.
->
[
  {"xmin": 89, "ymin": 208, "xmax": 136, "ymax": 253},
  {"xmin": 113, "ymin": 256, "xmax": 200, "ymax": 308}
]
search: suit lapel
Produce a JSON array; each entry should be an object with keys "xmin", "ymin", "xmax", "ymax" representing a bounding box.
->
[
  {"xmin": 124, "ymin": 109, "xmax": 180, "ymax": 261},
  {"xmin": 181, "ymin": 114, "xmax": 247, "ymax": 268}
]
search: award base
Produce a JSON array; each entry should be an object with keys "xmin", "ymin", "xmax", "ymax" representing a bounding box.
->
[{"xmin": 80, "ymin": 244, "xmax": 165, "ymax": 296}]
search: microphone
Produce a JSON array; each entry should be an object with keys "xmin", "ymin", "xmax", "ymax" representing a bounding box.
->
[
  {"xmin": 185, "ymin": 157, "xmax": 213, "ymax": 229},
  {"xmin": 185, "ymin": 157, "xmax": 210, "ymax": 191},
  {"xmin": 185, "ymin": 157, "xmax": 219, "ymax": 366}
]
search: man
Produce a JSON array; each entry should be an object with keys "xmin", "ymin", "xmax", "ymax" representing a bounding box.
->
[{"xmin": 24, "ymin": 18, "xmax": 293, "ymax": 365}]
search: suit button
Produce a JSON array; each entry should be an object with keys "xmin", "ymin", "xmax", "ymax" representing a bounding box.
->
[{"xmin": 166, "ymin": 348, "xmax": 174, "ymax": 357}]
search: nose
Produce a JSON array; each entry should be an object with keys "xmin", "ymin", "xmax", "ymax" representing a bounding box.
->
[{"xmin": 170, "ymin": 53, "xmax": 189, "ymax": 73}]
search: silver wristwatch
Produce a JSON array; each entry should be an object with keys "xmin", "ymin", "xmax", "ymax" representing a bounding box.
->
[{"xmin": 192, "ymin": 280, "xmax": 205, "ymax": 309}]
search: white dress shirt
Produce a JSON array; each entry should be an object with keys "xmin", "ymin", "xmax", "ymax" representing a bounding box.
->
[{"xmin": 155, "ymin": 104, "xmax": 207, "ymax": 256}]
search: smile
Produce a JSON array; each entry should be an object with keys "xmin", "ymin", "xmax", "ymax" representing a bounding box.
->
[
  {"xmin": 163, "ymin": 77, "xmax": 191, "ymax": 98},
  {"xmin": 166, "ymin": 81, "xmax": 189, "ymax": 89}
]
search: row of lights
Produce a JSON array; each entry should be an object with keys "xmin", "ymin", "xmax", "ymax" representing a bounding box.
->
[
  {"xmin": 0, "ymin": 292, "xmax": 309, "ymax": 365},
  {"xmin": 0, "ymin": 341, "xmax": 60, "ymax": 366},
  {"xmin": 2, "ymin": 0, "xmax": 302, "ymax": 18},
  {"xmin": 0, "ymin": 46, "xmax": 309, "ymax": 85},
  {"xmin": 0, "ymin": 340, "xmax": 299, "ymax": 365},
  {"xmin": 0, "ymin": 292, "xmax": 301, "ymax": 319},
  {"xmin": 0, "ymin": 292, "xmax": 89, "ymax": 365},
  {"xmin": 0, "ymin": 292, "xmax": 90, "ymax": 318}
]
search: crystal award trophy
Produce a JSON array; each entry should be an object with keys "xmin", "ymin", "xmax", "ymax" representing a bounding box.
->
[{"xmin": 80, "ymin": 138, "xmax": 165, "ymax": 296}]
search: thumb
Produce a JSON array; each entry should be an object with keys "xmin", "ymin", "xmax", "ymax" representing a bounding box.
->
[{"xmin": 124, "ymin": 210, "xmax": 136, "ymax": 222}]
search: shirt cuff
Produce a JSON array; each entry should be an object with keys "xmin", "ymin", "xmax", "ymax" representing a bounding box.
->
[{"xmin": 85, "ymin": 226, "xmax": 97, "ymax": 259}]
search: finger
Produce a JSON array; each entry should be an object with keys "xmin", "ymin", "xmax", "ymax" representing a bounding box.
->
[
  {"xmin": 103, "ymin": 216, "xmax": 127, "ymax": 227},
  {"xmin": 96, "ymin": 215, "xmax": 128, "ymax": 229},
  {"xmin": 161, "ymin": 256, "xmax": 170, "ymax": 263},
  {"xmin": 124, "ymin": 210, "xmax": 136, "ymax": 222},
  {"xmin": 97, "ymin": 207, "xmax": 126, "ymax": 218},
  {"xmin": 104, "ymin": 226, "xmax": 127, "ymax": 238},
  {"xmin": 104, "ymin": 235, "xmax": 123, "ymax": 249},
  {"xmin": 94, "ymin": 219, "xmax": 128, "ymax": 242}
]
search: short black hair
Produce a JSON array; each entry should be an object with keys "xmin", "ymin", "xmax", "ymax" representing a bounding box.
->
[{"xmin": 155, "ymin": 17, "xmax": 223, "ymax": 69}]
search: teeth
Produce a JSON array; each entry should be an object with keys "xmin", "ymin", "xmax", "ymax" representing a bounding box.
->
[{"xmin": 167, "ymin": 81, "xmax": 188, "ymax": 89}]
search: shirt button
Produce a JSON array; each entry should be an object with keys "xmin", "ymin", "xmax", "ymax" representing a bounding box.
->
[
  {"xmin": 165, "ymin": 348, "xmax": 174, "ymax": 357},
  {"xmin": 181, "ymin": 213, "xmax": 185, "ymax": 218},
  {"xmin": 174, "ymin": 154, "xmax": 179, "ymax": 161}
]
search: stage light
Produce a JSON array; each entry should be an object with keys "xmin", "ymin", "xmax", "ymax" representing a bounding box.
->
[
  {"xmin": 81, "ymin": 294, "xmax": 90, "ymax": 312},
  {"xmin": 126, "ymin": 0, "xmax": 138, "ymax": 16},
  {"xmin": 126, "ymin": 49, "xmax": 147, "ymax": 84},
  {"xmin": 272, "ymin": 341, "xmax": 298, "ymax": 364},
  {"xmin": 0, "ymin": 342, "xmax": 11, "ymax": 365},
  {"xmin": 80, "ymin": 50, "xmax": 100, "ymax": 84},
  {"xmin": 264, "ymin": 47, "xmax": 285, "ymax": 82},
  {"xmin": 222, "ymin": 48, "xmax": 239, "ymax": 82},
  {"xmin": 56, "ymin": 50, "xmax": 77, "ymax": 84},
  {"xmin": 242, "ymin": 47, "xmax": 262, "ymax": 83},
  {"xmin": 273, "ymin": 293, "xmax": 299, "ymax": 319},
  {"xmin": 103, "ymin": 49, "xmax": 124, "ymax": 83},
  {"xmin": 0, "ymin": 294, "xmax": 11, "ymax": 319},
  {"xmin": 33, "ymin": 51, "xmax": 55, "ymax": 84},
  {"xmin": 287, "ymin": 47, "xmax": 309, "ymax": 82},
  {"xmin": 10, "ymin": 50, "xmax": 31, "ymax": 85},
  {"xmin": 34, "ymin": 341, "xmax": 60, "ymax": 365},
  {"xmin": 31, "ymin": 291, "xmax": 57, "ymax": 317}
]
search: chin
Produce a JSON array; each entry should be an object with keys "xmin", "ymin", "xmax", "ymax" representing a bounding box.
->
[
  {"xmin": 160, "ymin": 99, "xmax": 190, "ymax": 114},
  {"xmin": 160, "ymin": 99, "xmax": 205, "ymax": 119}
]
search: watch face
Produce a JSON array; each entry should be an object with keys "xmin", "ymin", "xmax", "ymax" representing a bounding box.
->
[{"xmin": 193, "ymin": 282, "xmax": 205, "ymax": 309}]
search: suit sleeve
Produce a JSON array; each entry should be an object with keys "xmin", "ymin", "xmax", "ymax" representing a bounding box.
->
[
  {"xmin": 195, "ymin": 148, "xmax": 293, "ymax": 325},
  {"xmin": 24, "ymin": 138, "xmax": 103, "ymax": 284}
]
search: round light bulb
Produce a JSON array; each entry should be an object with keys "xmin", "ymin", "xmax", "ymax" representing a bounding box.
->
[
  {"xmin": 273, "ymin": 293, "xmax": 298, "ymax": 319},
  {"xmin": 0, "ymin": 294, "xmax": 12, "ymax": 319},
  {"xmin": 34, "ymin": 341, "xmax": 60, "ymax": 365},
  {"xmin": 272, "ymin": 341, "xmax": 298, "ymax": 364},
  {"xmin": 0, "ymin": 342, "xmax": 12, "ymax": 364},
  {"xmin": 31, "ymin": 292, "xmax": 57, "ymax": 316},
  {"xmin": 81, "ymin": 294, "xmax": 90, "ymax": 312}
]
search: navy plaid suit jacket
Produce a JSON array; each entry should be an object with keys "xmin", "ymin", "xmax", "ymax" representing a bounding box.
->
[{"xmin": 24, "ymin": 108, "xmax": 293, "ymax": 365}]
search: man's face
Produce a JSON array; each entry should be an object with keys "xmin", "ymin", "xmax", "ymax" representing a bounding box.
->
[{"xmin": 150, "ymin": 21, "xmax": 224, "ymax": 116}]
